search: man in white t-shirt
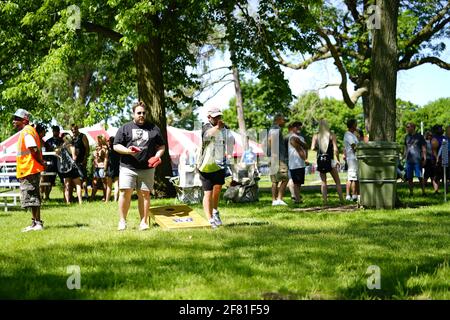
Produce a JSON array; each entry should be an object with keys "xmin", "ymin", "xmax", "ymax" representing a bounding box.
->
[
  {"xmin": 343, "ymin": 119, "xmax": 359, "ymax": 201},
  {"xmin": 287, "ymin": 122, "xmax": 308, "ymax": 204}
]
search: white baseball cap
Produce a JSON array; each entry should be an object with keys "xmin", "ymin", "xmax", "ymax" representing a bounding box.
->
[
  {"xmin": 207, "ymin": 106, "xmax": 223, "ymax": 118},
  {"xmin": 14, "ymin": 108, "xmax": 30, "ymax": 121}
]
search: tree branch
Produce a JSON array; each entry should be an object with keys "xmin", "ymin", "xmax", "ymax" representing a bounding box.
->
[
  {"xmin": 197, "ymin": 66, "xmax": 231, "ymax": 77},
  {"xmin": 82, "ymin": 22, "xmax": 123, "ymax": 42},
  {"xmin": 344, "ymin": 0, "xmax": 360, "ymax": 22},
  {"xmin": 316, "ymin": 28, "xmax": 357, "ymax": 109},
  {"xmin": 399, "ymin": 56, "xmax": 450, "ymax": 70},
  {"xmin": 199, "ymin": 80, "xmax": 234, "ymax": 104},
  {"xmin": 317, "ymin": 83, "xmax": 340, "ymax": 90},
  {"xmin": 400, "ymin": 3, "xmax": 450, "ymax": 65},
  {"xmin": 274, "ymin": 47, "xmax": 331, "ymax": 70}
]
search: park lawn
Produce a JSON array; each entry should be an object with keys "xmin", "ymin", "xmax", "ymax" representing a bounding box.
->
[{"xmin": 0, "ymin": 184, "xmax": 449, "ymax": 300}]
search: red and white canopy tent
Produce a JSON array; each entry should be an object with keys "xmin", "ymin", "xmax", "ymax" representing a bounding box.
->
[
  {"xmin": 107, "ymin": 125, "xmax": 264, "ymax": 162},
  {"xmin": 1, "ymin": 123, "xmax": 264, "ymax": 164},
  {"xmin": 0, "ymin": 123, "xmax": 110, "ymax": 163}
]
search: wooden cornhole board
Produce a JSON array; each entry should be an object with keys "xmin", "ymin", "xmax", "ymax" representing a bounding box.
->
[{"xmin": 152, "ymin": 205, "xmax": 211, "ymax": 229}]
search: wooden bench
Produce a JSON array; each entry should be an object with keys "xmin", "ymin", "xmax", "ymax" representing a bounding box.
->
[{"xmin": 0, "ymin": 190, "xmax": 21, "ymax": 212}]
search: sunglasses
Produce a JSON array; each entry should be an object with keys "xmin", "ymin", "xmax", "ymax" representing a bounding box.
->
[
  {"xmin": 136, "ymin": 111, "xmax": 146, "ymax": 115},
  {"xmin": 13, "ymin": 116, "xmax": 23, "ymax": 121}
]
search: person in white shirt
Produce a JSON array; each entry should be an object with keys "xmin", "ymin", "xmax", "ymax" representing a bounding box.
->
[
  {"xmin": 287, "ymin": 122, "xmax": 308, "ymax": 204},
  {"xmin": 343, "ymin": 119, "xmax": 360, "ymax": 201}
]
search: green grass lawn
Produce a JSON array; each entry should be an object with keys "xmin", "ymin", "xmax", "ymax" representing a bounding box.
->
[{"xmin": 1, "ymin": 182, "xmax": 449, "ymax": 300}]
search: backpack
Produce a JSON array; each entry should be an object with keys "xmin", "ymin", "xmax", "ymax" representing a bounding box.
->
[
  {"xmin": 223, "ymin": 180, "xmax": 259, "ymax": 203},
  {"xmin": 57, "ymin": 147, "xmax": 74, "ymax": 174},
  {"xmin": 316, "ymin": 152, "xmax": 332, "ymax": 173}
]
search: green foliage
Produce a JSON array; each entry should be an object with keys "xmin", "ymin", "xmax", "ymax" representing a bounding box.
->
[
  {"xmin": 222, "ymin": 77, "xmax": 293, "ymax": 130},
  {"xmin": 1, "ymin": 186, "xmax": 450, "ymax": 299},
  {"xmin": 396, "ymin": 97, "xmax": 450, "ymax": 145},
  {"xmin": 166, "ymin": 102, "xmax": 200, "ymax": 131},
  {"xmin": 290, "ymin": 92, "xmax": 364, "ymax": 149},
  {"xmin": 0, "ymin": 0, "xmax": 215, "ymax": 140}
]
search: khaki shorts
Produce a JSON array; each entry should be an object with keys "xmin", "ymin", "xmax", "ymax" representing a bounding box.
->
[
  {"xmin": 119, "ymin": 166, "xmax": 155, "ymax": 191},
  {"xmin": 19, "ymin": 173, "xmax": 41, "ymax": 208},
  {"xmin": 347, "ymin": 159, "xmax": 358, "ymax": 181},
  {"xmin": 270, "ymin": 161, "xmax": 289, "ymax": 183}
]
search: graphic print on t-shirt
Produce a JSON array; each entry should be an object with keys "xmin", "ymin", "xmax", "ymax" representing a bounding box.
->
[{"xmin": 132, "ymin": 129, "xmax": 149, "ymax": 148}]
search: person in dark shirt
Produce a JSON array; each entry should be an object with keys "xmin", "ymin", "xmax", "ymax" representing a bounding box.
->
[
  {"xmin": 404, "ymin": 122, "xmax": 426, "ymax": 196},
  {"xmin": 106, "ymin": 136, "xmax": 120, "ymax": 202},
  {"xmin": 71, "ymin": 124, "xmax": 90, "ymax": 198},
  {"xmin": 431, "ymin": 124, "xmax": 444, "ymax": 194},
  {"xmin": 43, "ymin": 125, "xmax": 64, "ymax": 200},
  {"xmin": 113, "ymin": 101, "xmax": 166, "ymax": 231}
]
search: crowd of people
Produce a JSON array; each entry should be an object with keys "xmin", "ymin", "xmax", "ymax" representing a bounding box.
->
[
  {"xmin": 267, "ymin": 116, "xmax": 363, "ymax": 206},
  {"xmin": 403, "ymin": 123, "xmax": 450, "ymax": 196},
  {"xmin": 10, "ymin": 105, "xmax": 450, "ymax": 232}
]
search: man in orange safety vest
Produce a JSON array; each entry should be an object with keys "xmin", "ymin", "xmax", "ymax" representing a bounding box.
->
[{"xmin": 13, "ymin": 109, "xmax": 46, "ymax": 232}]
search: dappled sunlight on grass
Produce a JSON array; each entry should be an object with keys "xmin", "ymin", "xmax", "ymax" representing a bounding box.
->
[{"xmin": 0, "ymin": 184, "xmax": 449, "ymax": 299}]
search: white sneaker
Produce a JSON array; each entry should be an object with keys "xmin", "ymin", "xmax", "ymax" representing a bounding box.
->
[
  {"xmin": 272, "ymin": 200, "xmax": 280, "ymax": 206},
  {"xmin": 352, "ymin": 195, "xmax": 359, "ymax": 202},
  {"xmin": 346, "ymin": 195, "xmax": 352, "ymax": 201},
  {"xmin": 213, "ymin": 212, "xmax": 222, "ymax": 226},
  {"xmin": 22, "ymin": 220, "xmax": 43, "ymax": 232},
  {"xmin": 277, "ymin": 199, "xmax": 288, "ymax": 206},
  {"xmin": 117, "ymin": 219, "xmax": 127, "ymax": 231},
  {"xmin": 33, "ymin": 221, "xmax": 44, "ymax": 231},
  {"xmin": 209, "ymin": 218, "xmax": 218, "ymax": 229},
  {"xmin": 139, "ymin": 221, "xmax": 149, "ymax": 231}
]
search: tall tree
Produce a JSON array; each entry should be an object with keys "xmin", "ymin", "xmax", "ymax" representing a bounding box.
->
[
  {"xmin": 270, "ymin": 0, "xmax": 450, "ymax": 137},
  {"xmin": 0, "ymin": 1, "xmax": 217, "ymax": 196},
  {"xmin": 369, "ymin": 0, "xmax": 399, "ymax": 141}
]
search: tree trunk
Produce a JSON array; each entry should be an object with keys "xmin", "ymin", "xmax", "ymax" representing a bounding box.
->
[
  {"xmin": 368, "ymin": 0, "xmax": 399, "ymax": 142},
  {"xmin": 133, "ymin": 37, "xmax": 176, "ymax": 197},
  {"xmin": 362, "ymin": 94, "xmax": 370, "ymax": 134},
  {"xmin": 232, "ymin": 65, "xmax": 248, "ymax": 151}
]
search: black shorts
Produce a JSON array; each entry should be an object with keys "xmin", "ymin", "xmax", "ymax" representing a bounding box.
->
[
  {"xmin": 199, "ymin": 169, "xmax": 225, "ymax": 191},
  {"xmin": 290, "ymin": 168, "xmax": 305, "ymax": 185},
  {"xmin": 61, "ymin": 167, "xmax": 81, "ymax": 180}
]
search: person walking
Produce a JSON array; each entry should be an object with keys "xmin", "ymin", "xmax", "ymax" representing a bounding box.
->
[
  {"xmin": 198, "ymin": 106, "xmax": 233, "ymax": 228},
  {"xmin": 13, "ymin": 109, "xmax": 46, "ymax": 232},
  {"xmin": 311, "ymin": 119, "xmax": 344, "ymax": 205},
  {"xmin": 286, "ymin": 121, "xmax": 308, "ymax": 205},
  {"xmin": 113, "ymin": 101, "xmax": 166, "ymax": 231},
  {"xmin": 343, "ymin": 119, "xmax": 360, "ymax": 201}
]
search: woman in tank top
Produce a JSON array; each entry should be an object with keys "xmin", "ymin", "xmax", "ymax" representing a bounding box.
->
[{"xmin": 311, "ymin": 119, "xmax": 344, "ymax": 205}]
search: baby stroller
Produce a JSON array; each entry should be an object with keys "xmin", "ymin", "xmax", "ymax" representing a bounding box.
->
[
  {"xmin": 169, "ymin": 150, "xmax": 204, "ymax": 204},
  {"xmin": 223, "ymin": 149, "xmax": 260, "ymax": 203}
]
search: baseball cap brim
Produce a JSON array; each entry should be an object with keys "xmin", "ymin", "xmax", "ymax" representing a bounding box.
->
[{"xmin": 209, "ymin": 112, "xmax": 223, "ymax": 117}]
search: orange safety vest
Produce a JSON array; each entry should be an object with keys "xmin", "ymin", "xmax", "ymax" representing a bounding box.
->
[{"xmin": 16, "ymin": 125, "xmax": 44, "ymax": 179}]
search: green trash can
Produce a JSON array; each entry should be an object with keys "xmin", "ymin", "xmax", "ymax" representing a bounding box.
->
[{"xmin": 356, "ymin": 141, "xmax": 399, "ymax": 209}]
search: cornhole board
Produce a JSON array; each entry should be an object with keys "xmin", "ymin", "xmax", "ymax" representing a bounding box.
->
[{"xmin": 152, "ymin": 205, "xmax": 211, "ymax": 229}]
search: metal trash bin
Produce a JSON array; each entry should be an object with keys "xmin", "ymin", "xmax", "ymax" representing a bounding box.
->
[{"xmin": 357, "ymin": 141, "xmax": 399, "ymax": 209}]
